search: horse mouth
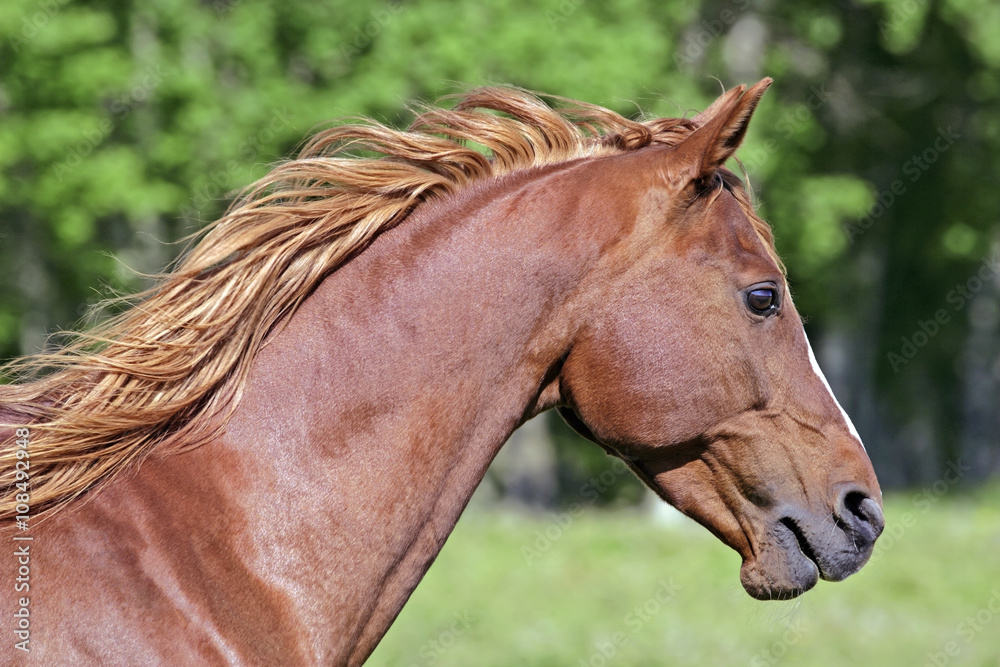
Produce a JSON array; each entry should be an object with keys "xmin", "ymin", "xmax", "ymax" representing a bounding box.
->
[
  {"xmin": 778, "ymin": 516, "xmax": 823, "ymax": 574},
  {"xmin": 740, "ymin": 505, "xmax": 881, "ymax": 601},
  {"xmin": 738, "ymin": 517, "xmax": 821, "ymax": 601}
]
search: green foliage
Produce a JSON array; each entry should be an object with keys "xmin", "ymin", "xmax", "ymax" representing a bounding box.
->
[
  {"xmin": 1, "ymin": 0, "xmax": 997, "ymax": 484},
  {"xmin": 549, "ymin": 414, "xmax": 646, "ymax": 509}
]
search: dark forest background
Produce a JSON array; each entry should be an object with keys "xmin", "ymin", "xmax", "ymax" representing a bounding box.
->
[{"xmin": 1, "ymin": 0, "xmax": 998, "ymax": 503}]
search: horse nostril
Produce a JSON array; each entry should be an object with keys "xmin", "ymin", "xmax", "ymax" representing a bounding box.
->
[{"xmin": 838, "ymin": 490, "xmax": 885, "ymax": 541}]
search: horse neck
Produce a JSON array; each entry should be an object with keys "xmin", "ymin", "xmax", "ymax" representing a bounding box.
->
[{"xmin": 81, "ymin": 157, "xmax": 635, "ymax": 662}]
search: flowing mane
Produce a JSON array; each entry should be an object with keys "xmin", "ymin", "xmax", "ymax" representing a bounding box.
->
[{"xmin": 0, "ymin": 86, "xmax": 780, "ymax": 520}]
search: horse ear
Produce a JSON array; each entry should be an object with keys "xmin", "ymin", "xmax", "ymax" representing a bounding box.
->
[{"xmin": 663, "ymin": 78, "xmax": 772, "ymax": 189}]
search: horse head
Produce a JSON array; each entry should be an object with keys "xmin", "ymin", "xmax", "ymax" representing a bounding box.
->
[{"xmin": 557, "ymin": 79, "xmax": 883, "ymax": 600}]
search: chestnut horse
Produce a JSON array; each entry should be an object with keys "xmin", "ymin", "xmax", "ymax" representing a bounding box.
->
[{"xmin": 0, "ymin": 79, "xmax": 882, "ymax": 664}]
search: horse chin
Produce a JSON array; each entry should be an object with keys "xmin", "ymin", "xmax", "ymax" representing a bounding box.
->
[
  {"xmin": 739, "ymin": 554, "xmax": 819, "ymax": 601},
  {"xmin": 738, "ymin": 518, "xmax": 823, "ymax": 601}
]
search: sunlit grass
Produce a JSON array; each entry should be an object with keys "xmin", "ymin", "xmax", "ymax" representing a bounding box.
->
[{"xmin": 368, "ymin": 483, "xmax": 1000, "ymax": 666}]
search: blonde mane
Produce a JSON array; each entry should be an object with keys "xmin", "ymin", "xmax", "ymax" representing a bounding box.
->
[{"xmin": 0, "ymin": 87, "xmax": 780, "ymax": 519}]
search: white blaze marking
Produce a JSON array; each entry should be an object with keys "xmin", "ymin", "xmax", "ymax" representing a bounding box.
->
[{"xmin": 804, "ymin": 330, "xmax": 865, "ymax": 451}]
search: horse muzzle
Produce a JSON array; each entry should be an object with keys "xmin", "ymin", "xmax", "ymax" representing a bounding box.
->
[{"xmin": 740, "ymin": 484, "xmax": 884, "ymax": 600}]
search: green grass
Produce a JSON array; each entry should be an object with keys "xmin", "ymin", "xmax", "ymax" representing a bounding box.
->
[{"xmin": 368, "ymin": 484, "xmax": 1000, "ymax": 666}]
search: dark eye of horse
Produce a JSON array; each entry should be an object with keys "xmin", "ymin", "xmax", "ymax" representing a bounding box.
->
[{"xmin": 746, "ymin": 288, "xmax": 777, "ymax": 315}]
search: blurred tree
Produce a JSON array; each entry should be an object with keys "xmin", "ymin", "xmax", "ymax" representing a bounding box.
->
[{"xmin": 0, "ymin": 0, "xmax": 996, "ymax": 502}]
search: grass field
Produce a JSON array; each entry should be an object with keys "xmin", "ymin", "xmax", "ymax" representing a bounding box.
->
[{"xmin": 368, "ymin": 482, "xmax": 1000, "ymax": 667}]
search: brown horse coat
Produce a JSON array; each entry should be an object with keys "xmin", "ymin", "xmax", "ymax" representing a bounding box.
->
[{"xmin": 0, "ymin": 80, "xmax": 881, "ymax": 665}]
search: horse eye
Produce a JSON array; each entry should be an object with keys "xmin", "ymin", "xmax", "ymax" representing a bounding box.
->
[{"xmin": 746, "ymin": 288, "xmax": 777, "ymax": 314}]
